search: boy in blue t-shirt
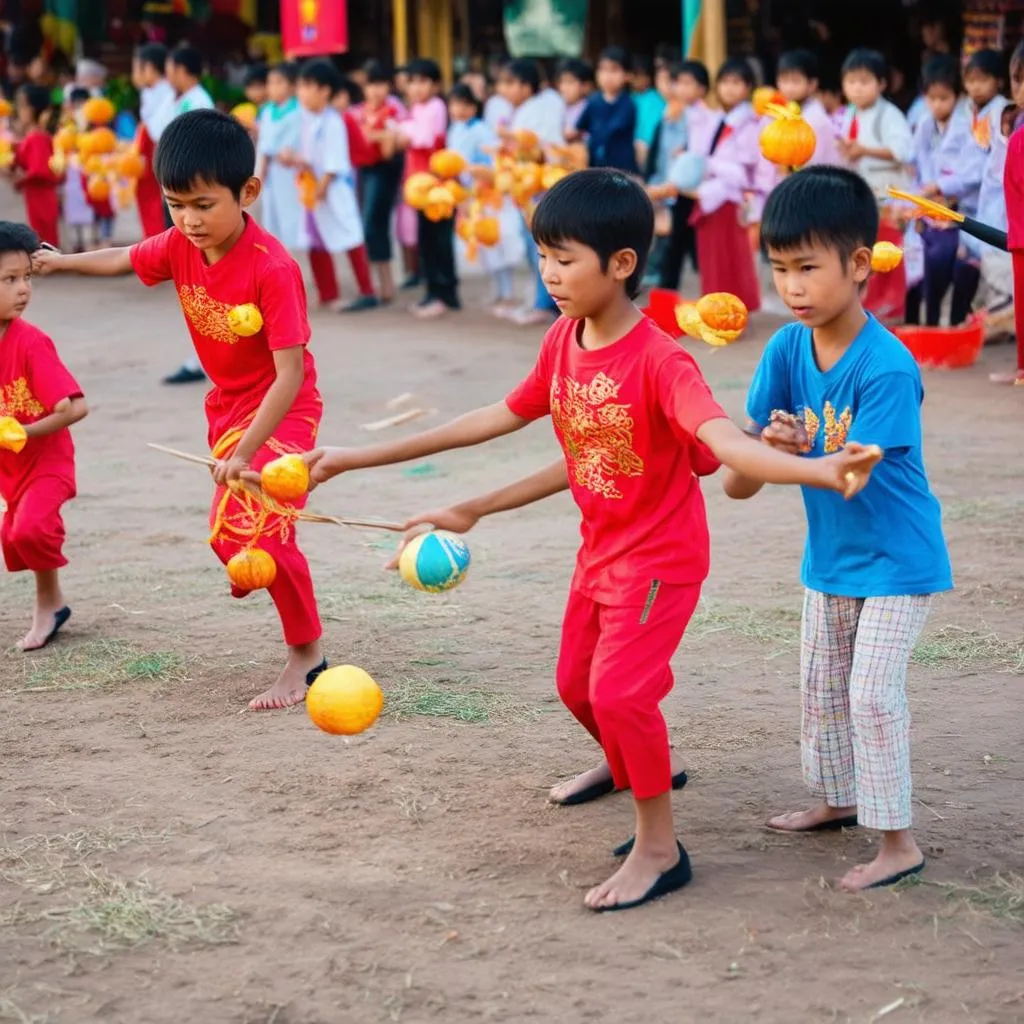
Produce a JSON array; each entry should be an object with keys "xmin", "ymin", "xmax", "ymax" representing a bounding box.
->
[{"xmin": 723, "ymin": 166, "xmax": 952, "ymax": 893}]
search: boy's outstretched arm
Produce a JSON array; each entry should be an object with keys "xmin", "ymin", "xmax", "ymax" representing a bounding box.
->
[
  {"xmin": 307, "ymin": 401, "xmax": 530, "ymax": 485},
  {"xmin": 23, "ymin": 396, "xmax": 88, "ymax": 438},
  {"xmin": 33, "ymin": 247, "xmax": 134, "ymax": 276},
  {"xmin": 385, "ymin": 458, "xmax": 569, "ymax": 568},
  {"xmin": 722, "ymin": 417, "xmax": 806, "ymax": 500},
  {"xmin": 698, "ymin": 418, "xmax": 882, "ymax": 499}
]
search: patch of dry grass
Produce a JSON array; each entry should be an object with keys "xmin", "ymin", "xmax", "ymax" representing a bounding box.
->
[
  {"xmin": 384, "ymin": 676, "xmax": 539, "ymax": 724},
  {"xmin": 690, "ymin": 600, "xmax": 800, "ymax": 654},
  {"xmin": 7, "ymin": 640, "xmax": 192, "ymax": 694},
  {"xmin": 937, "ymin": 873, "xmax": 1024, "ymax": 925},
  {"xmin": 910, "ymin": 626, "xmax": 1024, "ymax": 673}
]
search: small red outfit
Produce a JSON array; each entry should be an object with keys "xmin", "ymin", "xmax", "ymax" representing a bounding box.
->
[
  {"xmin": 0, "ymin": 319, "xmax": 82, "ymax": 573},
  {"xmin": 505, "ymin": 316, "xmax": 727, "ymax": 798},
  {"xmin": 135, "ymin": 124, "xmax": 167, "ymax": 238},
  {"xmin": 14, "ymin": 130, "xmax": 61, "ymax": 248},
  {"xmin": 1004, "ymin": 125, "xmax": 1024, "ymax": 372},
  {"xmin": 130, "ymin": 215, "xmax": 323, "ymax": 646}
]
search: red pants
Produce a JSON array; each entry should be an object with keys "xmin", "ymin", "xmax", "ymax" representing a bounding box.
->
[
  {"xmin": 1013, "ymin": 250, "xmax": 1024, "ymax": 372},
  {"xmin": 864, "ymin": 219, "xmax": 906, "ymax": 323},
  {"xmin": 24, "ymin": 188, "xmax": 60, "ymax": 249},
  {"xmin": 208, "ymin": 408, "xmax": 322, "ymax": 647},
  {"xmin": 308, "ymin": 247, "xmax": 374, "ymax": 304},
  {"xmin": 137, "ymin": 168, "xmax": 168, "ymax": 238},
  {"xmin": 693, "ymin": 201, "xmax": 761, "ymax": 313},
  {"xmin": 1, "ymin": 474, "xmax": 74, "ymax": 572},
  {"xmin": 556, "ymin": 582, "xmax": 701, "ymax": 800}
]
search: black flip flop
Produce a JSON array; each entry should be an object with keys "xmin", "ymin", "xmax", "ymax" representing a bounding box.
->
[
  {"xmin": 865, "ymin": 859, "xmax": 925, "ymax": 889},
  {"xmin": 22, "ymin": 606, "xmax": 71, "ymax": 652},
  {"xmin": 592, "ymin": 841, "xmax": 693, "ymax": 913},
  {"xmin": 764, "ymin": 814, "xmax": 859, "ymax": 834},
  {"xmin": 305, "ymin": 659, "xmax": 328, "ymax": 687},
  {"xmin": 554, "ymin": 769, "xmax": 689, "ymax": 808}
]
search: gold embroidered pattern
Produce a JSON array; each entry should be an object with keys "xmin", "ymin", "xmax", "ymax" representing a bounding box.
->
[
  {"xmin": 550, "ymin": 372, "xmax": 643, "ymax": 499},
  {"xmin": 802, "ymin": 407, "xmax": 820, "ymax": 449},
  {"xmin": 822, "ymin": 401, "xmax": 852, "ymax": 453},
  {"xmin": 0, "ymin": 377, "xmax": 44, "ymax": 418},
  {"xmin": 177, "ymin": 285, "xmax": 239, "ymax": 346}
]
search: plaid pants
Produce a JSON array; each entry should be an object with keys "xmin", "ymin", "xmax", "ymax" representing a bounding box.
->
[{"xmin": 800, "ymin": 590, "xmax": 932, "ymax": 831}]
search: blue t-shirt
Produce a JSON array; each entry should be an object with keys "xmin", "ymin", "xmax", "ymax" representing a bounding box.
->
[
  {"xmin": 577, "ymin": 92, "xmax": 639, "ymax": 174},
  {"xmin": 746, "ymin": 315, "xmax": 952, "ymax": 598}
]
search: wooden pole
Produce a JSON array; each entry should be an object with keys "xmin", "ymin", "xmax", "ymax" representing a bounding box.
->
[
  {"xmin": 702, "ymin": 0, "xmax": 726, "ymax": 80},
  {"xmin": 392, "ymin": 0, "xmax": 409, "ymax": 66}
]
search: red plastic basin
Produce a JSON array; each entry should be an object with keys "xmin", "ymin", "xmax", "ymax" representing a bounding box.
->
[{"xmin": 892, "ymin": 316, "xmax": 986, "ymax": 369}]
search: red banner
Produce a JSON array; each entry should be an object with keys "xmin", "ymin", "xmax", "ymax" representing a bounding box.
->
[{"xmin": 280, "ymin": 0, "xmax": 348, "ymax": 57}]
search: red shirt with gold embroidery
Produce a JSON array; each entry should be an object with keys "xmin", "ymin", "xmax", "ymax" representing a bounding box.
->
[
  {"xmin": 505, "ymin": 316, "xmax": 728, "ymax": 604},
  {"xmin": 0, "ymin": 318, "xmax": 82, "ymax": 503},
  {"xmin": 129, "ymin": 216, "xmax": 319, "ymax": 429}
]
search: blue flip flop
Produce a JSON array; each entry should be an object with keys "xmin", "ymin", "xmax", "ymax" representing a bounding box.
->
[
  {"xmin": 23, "ymin": 606, "xmax": 71, "ymax": 652},
  {"xmin": 592, "ymin": 841, "xmax": 693, "ymax": 913}
]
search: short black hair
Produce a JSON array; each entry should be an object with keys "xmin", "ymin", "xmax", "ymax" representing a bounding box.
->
[
  {"xmin": 632, "ymin": 54, "xmax": 654, "ymax": 77},
  {"xmin": 777, "ymin": 49, "xmax": 819, "ymax": 80},
  {"xmin": 405, "ymin": 57, "xmax": 442, "ymax": 83},
  {"xmin": 244, "ymin": 64, "xmax": 268, "ymax": 88},
  {"xmin": 169, "ymin": 45, "xmax": 203, "ymax": 79},
  {"xmin": 0, "ymin": 221, "xmax": 39, "ymax": 258},
  {"xmin": 297, "ymin": 57, "xmax": 342, "ymax": 96},
  {"xmin": 136, "ymin": 43, "xmax": 168, "ymax": 74},
  {"xmin": 363, "ymin": 59, "xmax": 392, "ymax": 85},
  {"xmin": 338, "ymin": 76, "xmax": 364, "ymax": 105},
  {"xmin": 654, "ymin": 43, "xmax": 681, "ymax": 67},
  {"xmin": 965, "ymin": 48, "xmax": 1006, "ymax": 82},
  {"xmin": 761, "ymin": 166, "xmax": 878, "ymax": 261},
  {"xmin": 269, "ymin": 60, "xmax": 298, "ymax": 84},
  {"xmin": 841, "ymin": 48, "xmax": 887, "ymax": 83},
  {"xmin": 717, "ymin": 56, "xmax": 755, "ymax": 89},
  {"xmin": 531, "ymin": 168, "xmax": 653, "ymax": 299},
  {"xmin": 677, "ymin": 59, "xmax": 710, "ymax": 91},
  {"xmin": 598, "ymin": 45, "xmax": 630, "ymax": 70},
  {"xmin": 69, "ymin": 86, "xmax": 90, "ymax": 104},
  {"xmin": 449, "ymin": 82, "xmax": 481, "ymax": 114},
  {"xmin": 154, "ymin": 108, "xmax": 255, "ymax": 198},
  {"xmin": 17, "ymin": 84, "xmax": 52, "ymax": 121},
  {"xmin": 557, "ymin": 58, "xmax": 594, "ymax": 84},
  {"xmin": 921, "ymin": 53, "xmax": 961, "ymax": 94},
  {"xmin": 502, "ymin": 58, "xmax": 540, "ymax": 93}
]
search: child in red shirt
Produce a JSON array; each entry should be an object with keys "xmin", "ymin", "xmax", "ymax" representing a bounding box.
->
[
  {"xmin": 35, "ymin": 109, "xmax": 326, "ymax": 711},
  {"xmin": 0, "ymin": 222, "xmax": 88, "ymax": 650},
  {"xmin": 304, "ymin": 170, "xmax": 882, "ymax": 912},
  {"xmin": 12, "ymin": 86, "xmax": 61, "ymax": 248}
]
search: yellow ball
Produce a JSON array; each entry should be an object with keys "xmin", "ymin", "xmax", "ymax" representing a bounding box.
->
[
  {"xmin": 228, "ymin": 303, "xmax": 263, "ymax": 337},
  {"xmin": 307, "ymin": 665, "xmax": 384, "ymax": 736}
]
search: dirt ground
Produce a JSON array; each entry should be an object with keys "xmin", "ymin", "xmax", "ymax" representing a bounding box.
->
[{"xmin": 1, "ymin": 196, "xmax": 1023, "ymax": 1024}]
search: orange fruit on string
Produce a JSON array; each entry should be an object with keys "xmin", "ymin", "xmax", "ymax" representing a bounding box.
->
[
  {"xmin": 55, "ymin": 125, "xmax": 77, "ymax": 154},
  {"xmin": 871, "ymin": 241, "xmax": 903, "ymax": 273},
  {"xmin": 0, "ymin": 416, "xmax": 28, "ymax": 453},
  {"xmin": 116, "ymin": 149, "xmax": 145, "ymax": 179},
  {"xmin": 696, "ymin": 292, "xmax": 749, "ymax": 336},
  {"xmin": 86, "ymin": 175, "xmax": 111, "ymax": 202},
  {"xmin": 227, "ymin": 548, "xmax": 277, "ymax": 590},
  {"xmin": 403, "ymin": 171, "xmax": 439, "ymax": 210},
  {"xmin": 48, "ymin": 150, "xmax": 66, "ymax": 176},
  {"xmin": 429, "ymin": 148, "xmax": 467, "ymax": 179},
  {"xmin": 227, "ymin": 303, "xmax": 263, "ymax": 337},
  {"xmin": 260, "ymin": 454, "xmax": 310, "ymax": 502},
  {"xmin": 424, "ymin": 185, "xmax": 456, "ymax": 222},
  {"xmin": 541, "ymin": 165, "xmax": 569, "ymax": 191},
  {"xmin": 474, "ymin": 217, "xmax": 500, "ymax": 246},
  {"xmin": 759, "ymin": 113, "xmax": 816, "ymax": 168},
  {"xmin": 753, "ymin": 86, "xmax": 785, "ymax": 117},
  {"xmin": 307, "ymin": 665, "xmax": 384, "ymax": 736},
  {"xmin": 297, "ymin": 169, "xmax": 317, "ymax": 211},
  {"xmin": 0, "ymin": 98, "xmax": 11, "ymax": 118},
  {"xmin": 82, "ymin": 97, "xmax": 115, "ymax": 125},
  {"xmin": 231, "ymin": 102, "xmax": 258, "ymax": 128},
  {"xmin": 87, "ymin": 127, "xmax": 117, "ymax": 155},
  {"xmin": 84, "ymin": 154, "xmax": 106, "ymax": 175}
]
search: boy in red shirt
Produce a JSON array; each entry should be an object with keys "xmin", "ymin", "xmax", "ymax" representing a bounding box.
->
[
  {"xmin": 0, "ymin": 222, "xmax": 88, "ymax": 650},
  {"xmin": 35, "ymin": 109, "xmax": 326, "ymax": 710},
  {"xmin": 304, "ymin": 170, "xmax": 882, "ymax": 912}
]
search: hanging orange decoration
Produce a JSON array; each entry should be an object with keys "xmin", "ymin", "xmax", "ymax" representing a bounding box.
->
[
  {"xmin": 759, "ymin": 104, "xmax": 816, "ymax": 169},
  {"xmin": 753, "ymin": 86, "xmax": 786, "ymax": 117},
  {"xmin": 260, "ymin": 454, "xmax": 310, "ymax": 503},
  {"xmin": 870, "ymin": 240, "xmax": 903, "ymax": 273},
  {"xmin": 82, "ymin": 97, "xmax": 116, "ymax": 126},
  {"xmin": 86, "ymin": 175, "xmax": 111, "ymax": 202},
  {"xmin": 676, "ymin": 292, "xmax": 749, "ymax": 347},
  {"xmin": 429, "ymin": 149, "xmax": 467, "ymax": 179},
  {"xmin": 116, "ymin": 149, "xmax": 145, "ymax": 179},
  {"xmin": 423, "ymin": 185, "xmax": 456, "ymax": 222},
  {"xmin": 227, "ymin": 548, "xmax": 277, "ymax": 591},
  {"xmin": 403, "ymin": 172, "xmax": 439, "ymax": 210}
]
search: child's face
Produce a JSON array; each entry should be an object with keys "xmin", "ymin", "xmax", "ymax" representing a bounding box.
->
[
  {"xmin": 497, "ymin": 72, "xmax": 530, "ymax": 107},
  {"xmin": 716, "ymin": 72, "xmax": 750, "ymax": 111},
  {"xmin": 394, "ymin": 70, "xmax": 409, "ymax": 96},
  {"xmin": 537, "ymin": 239, "xmax": 636, "ymax": 320},
  {"xmin": 332, "ymin": 89, "xmax": 352, "ymax": 113},
  {"xmin": 767, "ymin": 241, "xmax": 871, "ymax": 328},
  {"xmin": 819, "ymin": 88, "xmax": 842, "ymax": 114},
  {"xmin": 244, "ymin": 81, "xmax": 267, "ymax": 106},
  {"xmin": 461, "ymin": 71, "xmax": 486, "ymax": 101},
  {"xmin": 296, "ymin": 78, "xmax": 330, "ymax": 112},
  {"xmin": 654, "ymin": 66, "xmax": 672, "ymax": 99},
  {"xmin": 0, "ymin": 251, "xmax": 32, "ymax": 321},
  {"xmin": 925, "ymin": 83, "xmax": 957, "ymax": 122},
  {"xmin": 633, "ymin": 69, "xmax": 652, "ymax": 93},
  {"xmin": 164, "ymin": 178, "xmax": 259, "ymax": 255},
  {"xmin": 1011, "ymin": 62, "xmax": 1024, "ymax": 107},
  {"xmin": 964, "ymin": 68, "xmax": 999, "ymax": 107},
  {"xmin": 406, "ymin": 74, "xmax": 434, "ymax": 105},
  {"xmin": 673, "ymin": 73, "xmax": 704, "ymax": 106},
  {"xmin": 266, "ymin": 70, "xmax": 292, "ymax": 105},
  {"xmin": 448, "ymin": 96, "xmax": 475, "ymax": 123},
  {"xmin": 558, "ymin": 72, "xmax": 585, "ymax": 106},
  {"xmin": 364, "ymin": 80, "xmax": 390, "ymax": 106},
  {"xmin": 842, "ymin": 69, "xmax": 883, "ymax": 109},
  {"xmin": 596, "ymin": 59, "xmax": 627, "ymax": 96},
  {"xmin": 166, "ymin": 60, "xmax": 190, "ymax": 93},
  {"xmin": 777, "ymin": 70, "xmax": 814, "ymax": 104}
]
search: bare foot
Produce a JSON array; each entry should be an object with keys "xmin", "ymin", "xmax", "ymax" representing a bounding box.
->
[
  {"xmin": 584, "ymin": 842, "xmax": 681, "ymax": 910},
  {"xmin": 248, "ymin": 644, "xmax": 324, "ymax": 711},
  {"xmin": 19, "ymin": 604, "xmax": 69, "ymax": 651},
  {"xmin": 989, "ymin": 369, "xmax": 1024, "ymax": 384},
  {"xmin": 549, "ymin": 752, "xmax": 687, "ymax": 803},
  {"xmin": 412, "ymin": 299, "xmax": 448, "ymax": 320},
  {"xmin": 837, "ymin": 835, "xmax": 924, "ymax": 891},
  {"xmin": 766, "ymin": 803, "xmax": 858, "ymax": 832}
]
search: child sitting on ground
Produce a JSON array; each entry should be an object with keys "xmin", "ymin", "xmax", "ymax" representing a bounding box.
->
[
  {"xmin": 302, "ymin": 169, "xmax": 882, "ymax": 913},
  {"xmin": 0, "ymin": 222, "xmax": 88, "ymax": 650},
  {"xmin": 724, "ymin": 166, "xmax": 952, "ymax": 892}
]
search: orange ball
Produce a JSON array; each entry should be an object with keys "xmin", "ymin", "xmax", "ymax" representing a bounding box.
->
[
  {"xmin": 226, "ymin": 548, "xmax": 277, "ymax": 591},
  {"xmin": 760, "ymin": 116, "xmax": 816, "ymax": 168},
  {"xmin": 695, "ymin": 292, "xmax": 749, "ymax": 334},
  {"xmin": 307, "ymin": 665, "xmax": 384, "ymax": 735},
  {"xmin": 260, "ymin": 454, "xmax": 310, "ymax": 502}
]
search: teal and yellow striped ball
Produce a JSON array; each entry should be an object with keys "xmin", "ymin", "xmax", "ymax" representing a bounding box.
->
[{"xmin": 398, "ymin": 530, "xmax": 471, "ymax": 593}]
